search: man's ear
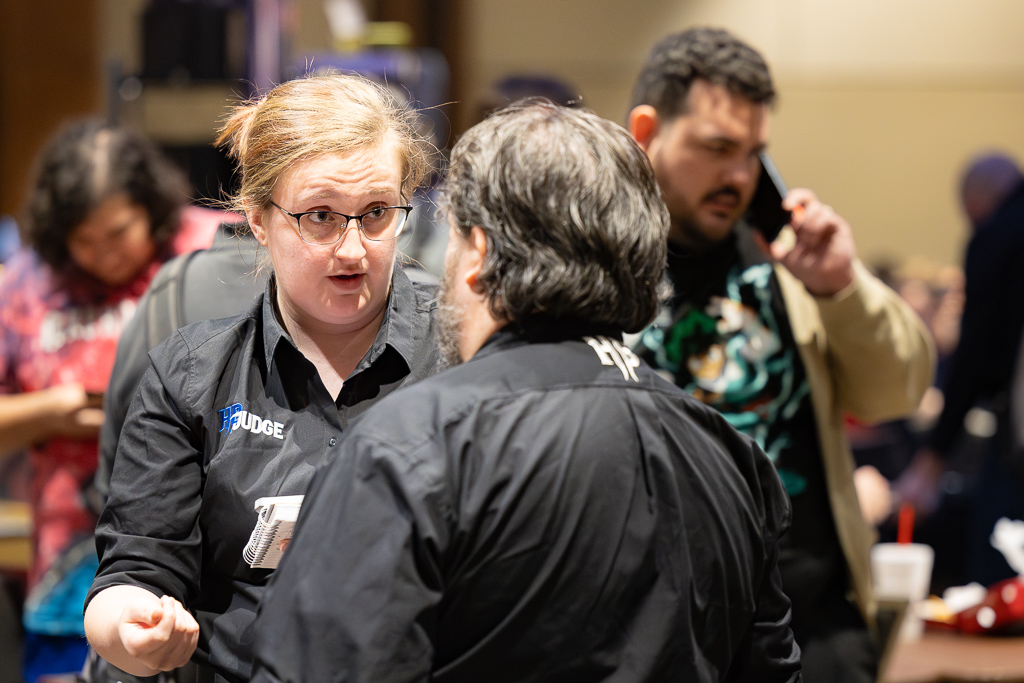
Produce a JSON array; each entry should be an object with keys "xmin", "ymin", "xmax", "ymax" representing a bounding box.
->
[
  {"xmin": 628, "ymin": 105, "xmax": 660, "ymax": 152},
  {"xmin": 465, "ymin": 226, "xmax": 488, "ymax": 293},
  {"xmin": 246, "ymin": 205, "xmax": 268, "ymax": 246}
]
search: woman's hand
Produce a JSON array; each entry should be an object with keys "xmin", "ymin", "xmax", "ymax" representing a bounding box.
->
[
  {"xmin": 86, "ymin": 585, "xmax": 199, "ymax": 676},
  {"xmin": 0, "ymin": 383, "xmax": 105, "ymax": 456},
  {"xmin": 119, "ymin": 594, "xmax": 200, "ymax": 672},
  {"xmin": 46, "ymin": 383, "xmax": 105, "ymax": 439}
]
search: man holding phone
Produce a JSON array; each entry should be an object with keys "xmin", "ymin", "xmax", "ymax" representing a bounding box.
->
[{"xmin": 628, "ymin": 27, "xmax": 934, "ymax": 682}]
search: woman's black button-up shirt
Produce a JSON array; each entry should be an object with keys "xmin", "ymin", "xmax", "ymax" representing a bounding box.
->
[{"xmin": 88, "ymin": 265, "xmax": 441, "ymax": 683}]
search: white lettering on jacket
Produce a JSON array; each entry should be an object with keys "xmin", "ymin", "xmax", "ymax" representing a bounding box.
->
[
  {"xmin": 584, "ymin": 336, "xmax": 640, "ymax": 382},
  {"xmin": 218, "ymin": 402, "xmax": 285, "ymax": 440}
]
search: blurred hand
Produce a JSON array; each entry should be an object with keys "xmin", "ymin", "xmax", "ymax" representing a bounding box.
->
[
  {"xmin": 910, "ymin": 386, "xmax": 944, "ymax": 433},
  {"xmin": 118, "ymin": 594, "xmax": 199, "ymax": 672},
  {"xmin": 46, "ymin": 384, "xmax": 104, "ymax": 439},
  {"xmin": 853, "ymin": 465, "xmax": 894, "ymax": 526},
  {"xmin": 894, "ymin": 448, "xmax": 946, "ymax": 518},
  {"xmin": 753, "ymin": 188, "xmax": 857, "ymax": 297}
]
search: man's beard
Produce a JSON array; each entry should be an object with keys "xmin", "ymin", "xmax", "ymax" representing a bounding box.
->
[
  {"xmin": 669, "ymin": 214, "xmax": 717, "ymax": 252},
  {"xmin": 436, "ymin": 253, "xmax": 465, "ymax": 367},
  {"xmin": 670, "ymin": 186, "xmax": 743, "ymax": 252}
]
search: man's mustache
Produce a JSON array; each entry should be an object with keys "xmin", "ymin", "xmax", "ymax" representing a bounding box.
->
[{"xmin": 702, "ymin": 187, "xmax": 742, "ymax": 204}]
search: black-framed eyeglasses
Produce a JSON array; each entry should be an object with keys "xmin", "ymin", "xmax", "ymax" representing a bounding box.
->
[{"xmin": 270, "ymin": 201, "xmax": 413, "ymax": 244}]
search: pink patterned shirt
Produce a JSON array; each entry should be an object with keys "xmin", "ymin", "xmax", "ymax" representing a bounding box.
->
[{"xmin": 0, "ymin": 206, "xmax": 223, "ymax": 594}]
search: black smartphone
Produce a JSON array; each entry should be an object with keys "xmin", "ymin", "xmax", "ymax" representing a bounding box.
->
[{"xmin": 744, "ymin": 152, "xmax": 791, "ymax": 242}]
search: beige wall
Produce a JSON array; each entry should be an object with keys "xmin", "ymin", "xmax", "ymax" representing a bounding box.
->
[
  {"xmin": 462, "ymin": 0, "xmax": 1024, "ymax": 266},
  {"xmin": 93, "ymin": 0, "xmax": 1024, "ymax": 265},
  {"xmin": 770, "ymin": 84, "xmax": 1024, "ymax": 268}
]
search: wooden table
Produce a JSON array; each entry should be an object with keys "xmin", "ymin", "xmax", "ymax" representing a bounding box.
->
[
  {"xmin": 881, "ymin": 631, "xmax": 1024, "ymax": 683},
  {"xmin": 0, "ymin": 500, "xmax": 31, "ymax": 572}
]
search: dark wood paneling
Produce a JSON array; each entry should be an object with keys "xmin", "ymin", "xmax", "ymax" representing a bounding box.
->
[
  {"xmin": 375, "ymin": 0, "xmax": 465, "ymax": 143},
  {"xmin": 0, "ymin": 0, "xmax": 101, "ymax": 218}
]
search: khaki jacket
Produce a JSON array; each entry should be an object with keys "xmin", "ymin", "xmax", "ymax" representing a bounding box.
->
[{"xmin": 776, "ymin": 260, "xmax": 936, "ymax": 629}]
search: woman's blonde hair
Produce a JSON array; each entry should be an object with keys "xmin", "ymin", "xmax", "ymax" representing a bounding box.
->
[{"xmin": 217, "ymin": 73, "xmax": 433, "ymax": 214}]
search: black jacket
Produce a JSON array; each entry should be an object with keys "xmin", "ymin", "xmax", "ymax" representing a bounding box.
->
[
  {"xmin": 95, "ymin": 222, "xmax": 266, "ymax": 500},
  {"xmin": 931, "ymin": 182, "xmax": 1024, "ymax": 454},
  {"xmin": 88, "ymin": 266, "xmax": 441, "ymax": 683},
  {"xmin": 251, "ymin": 322, "xmax": 801, "ymax": 683}
]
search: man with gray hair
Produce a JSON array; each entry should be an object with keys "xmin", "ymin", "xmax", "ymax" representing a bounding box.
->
[{"xmin": 250, "ymin": 101, "xmax": 801, "ymax": 683}]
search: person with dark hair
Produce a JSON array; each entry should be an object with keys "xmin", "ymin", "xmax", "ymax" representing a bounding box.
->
[
  {"xmin": 959, "ymin": 152, "xmax": 1022, "ymax": 232},
  {"xmin": 85, "ymin": 73, "xmax": 442, "ymax": 682},
  {"xmin": 24, "ymin": 120, "xmax": 214, "ymax": 276},
  {"xmin": 627, "ymin": 27, "xmax": 934, "ymax": 682},
  {"xmin": 0, "ymin": 119, "xmax": 223, "ymax": 680},
  {"xmin": 898, "ymin": 153, "xmax": 1024, "ymax": 587},
  {"xmin": 631, "ymin": 27, "xmax": 775, "ymax": 119},
  {"xmin": 250, "ymin": 100, "xmax": 801, "ymax": 683}
]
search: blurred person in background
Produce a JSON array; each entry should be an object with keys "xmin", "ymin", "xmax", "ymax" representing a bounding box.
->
[
  {"xmin": 959, "ymin": 152, "xmax": 1022, "ymax": 233},
  {"xmin": 927, "ymin": 264, "xmax": 967, "ymax": 389},
  {"xmin": 867, "ymin": 257, "xmax": 964, "ymax": 416},
  {"xmin": 0, "ymin": 215, "xmax": 30, "ymax": 503},
  {"xmin": 628, "ymin": 27, "xmax": 934, "ymax": 682},
  {"xmin": 898, "ymin": 152, "xmax": 1024, "ymax": 587},
  {"xmin": 0, "ymin": 213, "xmax": 25, "ymax": 682},
  {"xmin": 0, "ymin": 120, "xmax": 223, "ymax": 681}
]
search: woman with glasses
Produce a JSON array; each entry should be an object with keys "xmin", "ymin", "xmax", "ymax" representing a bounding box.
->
[{"xmin": 84, "ymin": 73, "xmax": 441, "ymax": 681}]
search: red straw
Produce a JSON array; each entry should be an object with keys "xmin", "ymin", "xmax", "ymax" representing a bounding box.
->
[{"xmin": 897, "ymin": 503, "xmax": 915, "ymax": 544}]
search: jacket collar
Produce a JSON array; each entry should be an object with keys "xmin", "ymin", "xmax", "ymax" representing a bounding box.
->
[{"xmin": 473, "ymin": 317, "xmax": 623, "ymax": 362}]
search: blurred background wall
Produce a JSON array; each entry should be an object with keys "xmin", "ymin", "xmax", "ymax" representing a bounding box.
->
[
  {"xmin": 461, "ymin": 0, "xmax": 1024, "ymax": 268},
  {"xmin": 3, "ymin": 0, "xmax": 1023, "ymax": 267}
]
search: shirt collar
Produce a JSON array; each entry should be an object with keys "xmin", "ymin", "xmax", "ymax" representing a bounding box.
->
[
  {"xmin": 378, "ymin": 265, "xmax": 434, "ymax": 372},
  {"xmin": 260, "ymin": 265, "xmax": 431, "ymax": 377},
  {"xmin": 472, "ymin": 317, "xmax": 623, "ymax": 363}
]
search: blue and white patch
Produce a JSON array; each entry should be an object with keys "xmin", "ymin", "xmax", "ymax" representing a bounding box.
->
[{"xmin": 218, "ymin": 403, "xmax": 285, "ymax": 440}]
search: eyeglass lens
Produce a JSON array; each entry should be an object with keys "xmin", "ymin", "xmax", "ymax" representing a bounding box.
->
[{"xmin": 299, "ymin": 207, "xmax": 407, "ymax": 244}]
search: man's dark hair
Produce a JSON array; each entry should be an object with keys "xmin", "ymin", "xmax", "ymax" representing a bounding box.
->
[
  {"xmin": 443, "ymin": 99, "xmax": 669, "ymax": 333},
  {"xmin": 631, "ymin": 27, "xmax": 776, "ymax": 119},
  {"xmin": 24, "ymin": 119, "xmax": 190, "ymax": 270}
]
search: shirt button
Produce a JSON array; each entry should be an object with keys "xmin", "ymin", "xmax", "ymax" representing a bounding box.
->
[{"xmin": 329, "ymin": 437, "xmax": 337, "ymax": 446}]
